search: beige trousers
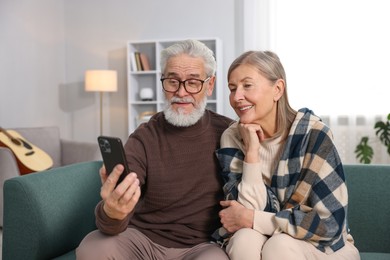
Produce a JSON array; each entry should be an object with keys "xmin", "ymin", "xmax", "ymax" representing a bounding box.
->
[
  {"xmin": 226, "ymin": 228, "xmax": 360, "ymax": 260},
  {"xmin": 76, "ymin": 227, "xmax": 229, "ymax": 260}
]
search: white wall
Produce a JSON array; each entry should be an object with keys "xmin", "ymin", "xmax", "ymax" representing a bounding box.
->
[
  {"xmin": 0, "ymin": 0, "xmax": 69, "ymax": 134},
  {"xmin": 1, "ymin": 0, "xmax": 239, "ymax": 142}
]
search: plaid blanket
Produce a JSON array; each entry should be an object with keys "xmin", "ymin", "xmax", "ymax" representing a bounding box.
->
[{"xmin": 212, "ymin": 108, "xmax": 349, "ymax": 253}]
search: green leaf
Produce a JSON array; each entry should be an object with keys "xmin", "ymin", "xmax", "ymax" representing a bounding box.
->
[
  {"xmin": 355, "ymin": 136, "xmax": 374, "ymax": 164},
  {"xmin": 374, "ymin": 113, "xmax": 390, "ymax": 154}
]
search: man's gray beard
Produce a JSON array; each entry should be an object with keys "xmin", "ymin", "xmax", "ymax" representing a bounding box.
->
[{"xmin": 163, "ymin": 95, "xmax": 207, "ymax": 127}]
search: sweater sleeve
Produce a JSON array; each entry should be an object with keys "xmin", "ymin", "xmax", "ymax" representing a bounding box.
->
[
  {"xmin": 253, "ymin": 211, "xmax": 278, "ymax": 235},
  {"xmin": 237, "ymin": 162, "xmax": 268, "ymax": 210},
  {"xmin": 95, "ymin": 201, "xmax": 133, "ymax": 235},
  {"xmin": 238, "ymin": 162, "xmax": 280, "ymax": 236}
]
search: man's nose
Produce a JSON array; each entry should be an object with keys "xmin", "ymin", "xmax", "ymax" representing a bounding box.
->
[{"xmin": 176, "ymin": 82, "xmax": 189, "ymax": 96}]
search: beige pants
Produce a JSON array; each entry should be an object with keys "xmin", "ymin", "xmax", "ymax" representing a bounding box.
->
[
  {"xmin": 76, "ymin": 227, "xmax": 228, "ymax": 260},
  {"xmin": 226, "ymin": 228, "xmax": 360, "ymax": 260}
]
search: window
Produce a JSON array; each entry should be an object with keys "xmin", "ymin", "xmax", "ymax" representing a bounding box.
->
[
  {"xmin": 246, "ymin": 0, "xmax": 390, "ymax": 163},
  {"xmin": 256, "ymin": 0, "xmax": 390, "ymax": 116}
]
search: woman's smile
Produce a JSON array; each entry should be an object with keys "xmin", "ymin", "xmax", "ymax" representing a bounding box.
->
[{"xmin": 238, "ymin": 105, "xmax": 254, "ymax": 111}]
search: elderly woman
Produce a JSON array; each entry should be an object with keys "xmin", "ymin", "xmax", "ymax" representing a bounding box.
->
[{"xmin": 214, "ymin": 50, "xmax": 360, "ymax": 260}]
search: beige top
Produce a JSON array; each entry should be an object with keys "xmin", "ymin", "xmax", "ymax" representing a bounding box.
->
[{"xmin": 220, "ymin": 122, "xmax": 284, "ymax": 235}]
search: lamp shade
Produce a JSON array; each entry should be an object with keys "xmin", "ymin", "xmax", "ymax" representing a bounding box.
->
[{"xmin": 85, "ymin": 70, "xmax": 118, "ymax": 92}]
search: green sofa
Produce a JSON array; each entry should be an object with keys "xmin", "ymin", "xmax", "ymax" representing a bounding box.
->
[
  {"xmin": 346, "ymin": 164, "xmax": 390, "ymax": 260},
  {"xmin": 2, "ymin": 161, "xmax": 102, "ymax": 260},
  {"xmin": 2, "ymin": 162, "xmax": 390, "ymax": 259}
]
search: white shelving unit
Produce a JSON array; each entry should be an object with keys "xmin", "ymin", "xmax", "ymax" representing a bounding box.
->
[{"xmin": 127, "ymin": 38, "xmax": 223, "ymax": 134}]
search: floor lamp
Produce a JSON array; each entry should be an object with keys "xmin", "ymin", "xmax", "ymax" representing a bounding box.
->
[{"xmin": 85, "ymin": 70, "xmax": 118, "ymax": 136}]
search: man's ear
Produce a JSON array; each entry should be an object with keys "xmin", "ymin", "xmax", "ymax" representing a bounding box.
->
[
  {"xmin": 274, "ymin": 79, "xmax": 285, "ymax": 102},
  {"xmin": 206, "ymin": 76, "xmax": 216, "ymax": 96}
]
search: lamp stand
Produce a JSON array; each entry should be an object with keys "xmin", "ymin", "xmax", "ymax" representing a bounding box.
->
[
  {"xmin": 99, "ymin": 92, "xmax": 103, "ymax": 136},
  {"xmin": 85, "ymin": 70, "xmax": 117, "ymax": 136}
]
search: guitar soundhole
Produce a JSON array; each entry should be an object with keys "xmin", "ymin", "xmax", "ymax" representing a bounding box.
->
[
  {"xmin": 19, "ymin": 139, "xmax": 33, "ymax": 149},
  {"xmin": 11, "ymin": 138, "xmax": 22, "ymax": 146}
]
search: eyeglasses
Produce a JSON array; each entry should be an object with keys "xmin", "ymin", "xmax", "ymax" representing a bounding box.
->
[{"xmin": 160, "ymin": 77, "xmax": 211, "ymax": 94}]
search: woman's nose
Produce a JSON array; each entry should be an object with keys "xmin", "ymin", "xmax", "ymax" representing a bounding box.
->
[{"xmin": 233, "ymin": 88, "xmax": 244, "ymax": 102}]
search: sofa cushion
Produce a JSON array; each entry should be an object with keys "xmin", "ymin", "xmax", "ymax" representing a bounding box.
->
[
  {"xmin": 360, "ymin": 252, "xmax": 390, "ymax": 260},
  {"xmin": 344, "ymin": 164, "xmax": 390, "ymax": 255},
  {"xmin": 52, "ymin": 251, "xmax": 76, "ymax": 260}
]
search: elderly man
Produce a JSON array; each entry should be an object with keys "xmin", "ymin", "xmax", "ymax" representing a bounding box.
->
[{"xmin": 77, "ymin": 39, "xmax": 232, "ymax": 260}]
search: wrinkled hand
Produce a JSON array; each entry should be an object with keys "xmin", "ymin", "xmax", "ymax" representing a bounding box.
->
[
  {"xmin": 219, "ymin": 200, "xmax": 254, "ymax": 233},
  {"xmin": 238, "ymin": 123, "xmax": 264, "ymax": 163},
  {"xmin": 99, "ymin": 165, "xmax": 141, "ymax": 220}
]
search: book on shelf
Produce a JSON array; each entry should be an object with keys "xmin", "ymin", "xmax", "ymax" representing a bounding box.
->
[
  {"xmin": 129, "ymin": 52, "xmax": 137, "ymax": 71},
  {"xmin": 139, "ymin": 53, "xmax": 151, "ymax": 71},
  {"xmin": 130, "ymin": 52, "xmax": 151, "ymax": 71},
  {"xmin": 135, "ymin": 52, "xmax": 142, "ymax": 71}
]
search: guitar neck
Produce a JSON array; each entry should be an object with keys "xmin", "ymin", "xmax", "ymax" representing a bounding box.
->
[{"xmin": 0, "ymin": 127, "xmax": 22, "ymax": 146}]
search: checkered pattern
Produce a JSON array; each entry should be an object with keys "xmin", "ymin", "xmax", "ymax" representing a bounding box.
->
[{"xmin": 212, "ymin": 108, "xmax": 349, "ymax": 253}]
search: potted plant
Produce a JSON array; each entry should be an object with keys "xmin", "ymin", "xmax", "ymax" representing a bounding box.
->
[{"xmin": 355, "ymin": 113, "xmax": 390, "ymax": 164}]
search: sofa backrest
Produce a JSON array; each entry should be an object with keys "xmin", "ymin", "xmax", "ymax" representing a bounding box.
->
[{"xmin": 344, "ymin": 164, "xmax": 390, "ymax": 254}]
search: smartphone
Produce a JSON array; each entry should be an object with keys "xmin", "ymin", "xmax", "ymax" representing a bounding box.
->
[{"xmin": 97, "ymin": 136, "xmax": 130, "ymax": 184}]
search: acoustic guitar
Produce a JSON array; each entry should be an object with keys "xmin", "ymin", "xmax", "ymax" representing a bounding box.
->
[{"xmin": 0, "ymin": 127, "xmax": 53, "ymax": 175}]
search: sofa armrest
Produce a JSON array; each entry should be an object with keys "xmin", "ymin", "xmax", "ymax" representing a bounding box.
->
[
  {"xmin": 61, "ymin": 139, "xmax": 101, "ymax": 166},
  {"xmin": 2, "ymin": 161, "xmax": 103, "ymax": 260},
  {"xmin": 0, "ymin": 147, "xmax": 20, "ymax": 226}
]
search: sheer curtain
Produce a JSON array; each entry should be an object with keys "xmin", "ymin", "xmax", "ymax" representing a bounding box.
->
[{"xmin": 246, "ymin": 0, "xmax": 390, "ymax": 163}]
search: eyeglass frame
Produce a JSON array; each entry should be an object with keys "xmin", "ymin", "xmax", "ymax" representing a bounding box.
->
[{"xmin": 160, "ymin": 76, "xmax": 211, "ymax": 94}]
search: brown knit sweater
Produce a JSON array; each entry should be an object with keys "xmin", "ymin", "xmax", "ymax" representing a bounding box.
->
[{"xmin": 95, "ymin": 110, "xmax": 233, "ymax": 248}]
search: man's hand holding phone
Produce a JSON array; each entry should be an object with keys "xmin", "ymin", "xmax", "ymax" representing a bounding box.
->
[
  {"xmin": 100, "ymin": 164, "xmax": 141, "ymax": 220},
  {"xmin": 97, "ymin": 136, "xmax": 141, "ymax": 220}
]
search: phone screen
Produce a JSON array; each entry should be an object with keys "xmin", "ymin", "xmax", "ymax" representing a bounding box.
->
[{"xmin": 97, "ymin": 136, "xmax": 130, "ymax": 184}]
